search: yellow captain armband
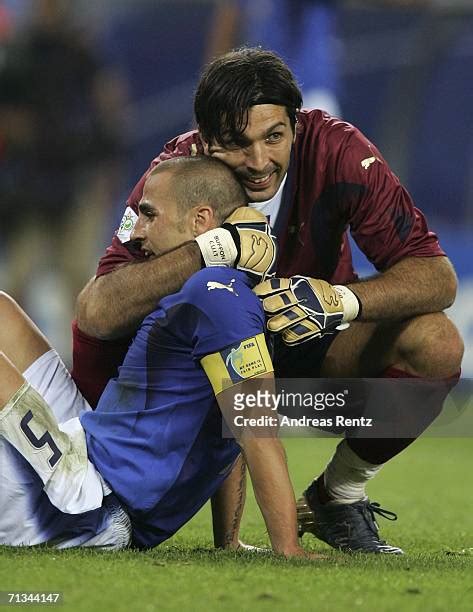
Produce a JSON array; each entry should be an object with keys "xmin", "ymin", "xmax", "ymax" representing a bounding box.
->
[{"xmin": 201, "ymin": 333, "xmax": 274, "ymax": 396}]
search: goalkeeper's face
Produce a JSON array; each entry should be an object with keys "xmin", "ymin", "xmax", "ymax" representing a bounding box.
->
[
  {"xmin": 205, "ymin": 104, "xmax": 295, "ymax": 203},
  {"xmin": 132, "ymin": 171, "xmax": 196, "ymax": 257}
]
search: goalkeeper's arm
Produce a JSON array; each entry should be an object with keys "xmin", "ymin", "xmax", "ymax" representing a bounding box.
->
[
  {"xmin": 254, "ymin": 256, "xmax": 457, "ymax": 346},
  {"xmin": 76, "ymin": 208, "xmax": 276, "ymax": 340},
  {"xmin": 76, "ymin": 242, "xmax": 202, "ymax": 340}
]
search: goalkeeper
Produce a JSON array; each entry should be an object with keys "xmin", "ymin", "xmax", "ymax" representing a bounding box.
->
[
  {"xmin": 73, "ymin": 48, "xmax": 463, "ymax": 554},
  {"xmin": 0, "ymin": 156, "xmax": 314, "ymax": 556}
]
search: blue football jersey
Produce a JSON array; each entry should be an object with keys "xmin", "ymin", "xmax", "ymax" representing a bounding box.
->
[{"xmin": 81, "ymin": 268, "xmax": 268, "ymax": 548}]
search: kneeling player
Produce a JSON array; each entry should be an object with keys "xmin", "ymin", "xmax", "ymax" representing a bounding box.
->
[{"xmin": 0, "ymin": 157, "xmax": 313, "ymax": 558}]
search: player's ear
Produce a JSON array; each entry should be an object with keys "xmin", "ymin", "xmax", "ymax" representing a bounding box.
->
[{"xmin": 192, "ymin": 205, "xmax": 214, "ymax": 236}]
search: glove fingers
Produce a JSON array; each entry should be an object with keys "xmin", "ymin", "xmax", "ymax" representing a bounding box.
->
[
  {"xmin": 260, "ymin": 276, "xmax": 346, "ymax": 345},
  {"xmin": 254, "ymin": 278, "xmax": 291, "ymax": 298},
  {"xmin": 224, "ymin": 207, "xmax": 267, "ymax": 224},
  {"xmin": 262, "ymin": 290, "xmax": 299, "ymax": 314},
  {"xmin": 267, "ymin": 306, "xmax": 314, "ymax": 333},
  {"xmin": 282, "ymin": 320, "xmax": 324, "ymax": 345}
]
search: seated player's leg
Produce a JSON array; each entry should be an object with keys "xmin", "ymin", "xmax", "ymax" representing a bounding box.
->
[
  {"xmin": 0, "ymin": 355, "xmax": 105, "ymax": 514},
  {"xmin": 0, "ymin": 293, "xmax": 131, "ymax": 548},
  {"xmin": 0, "ymin": 352, "xmax": 25, "ymax": 405},
  {"xmin": 0, "ymin": 291, "xmax": 90, "ymax": 420},
  {"xmin": 296, "ymin": 312, "xmax": 463, "ymax": 553},
  {"xmin": 0, "ymin": 354, "xmax": 130, "ymax": 548},
  {"xmin": 0, "ymin": 292, "xmax": 88, "ymax": 537},
  {"xmin": 0, "ymin": 291, "xmax": 51, "ymax": 374}
]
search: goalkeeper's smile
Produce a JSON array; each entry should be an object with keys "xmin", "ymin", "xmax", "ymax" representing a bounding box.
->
[{"xmin": 205, "ymin": 104, "xmax": 295, "ymax": 203}]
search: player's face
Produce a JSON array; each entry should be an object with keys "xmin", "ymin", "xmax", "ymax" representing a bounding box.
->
[
  {"xmin": 132, "ymin": 172, "xmax": 194, "ymax": 256},
  {"xmin": 205, "ymin": 104, "xmax": 295, "ymax": 202}
]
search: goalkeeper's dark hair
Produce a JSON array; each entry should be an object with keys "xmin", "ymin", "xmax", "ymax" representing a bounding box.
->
[
  {"xmin": 149, "ymin": 156, "xmax": 248, "ymax": 223},
  {"xmin": 195, "ymin": 47, "xmax": 302, "ymax": 146}
]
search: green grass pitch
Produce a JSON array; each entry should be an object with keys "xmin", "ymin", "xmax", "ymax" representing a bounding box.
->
[{"xmin": 1, "ymin": 438, "xmax": 472, "ymax": 611}]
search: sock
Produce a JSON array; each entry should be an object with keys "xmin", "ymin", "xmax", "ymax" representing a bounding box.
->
[
  {"xmin": 348, "ymin": 367, "xmax": 460, "ymax": 464},
  {"xmin": 307, "ymin": 439, "xmax": 383, "ymax": 505}
]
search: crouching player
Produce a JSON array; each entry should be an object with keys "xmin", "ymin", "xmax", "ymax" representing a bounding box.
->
[{"xmin": 0, "ymin": 157, "xmax": 314, "ymax": 557}]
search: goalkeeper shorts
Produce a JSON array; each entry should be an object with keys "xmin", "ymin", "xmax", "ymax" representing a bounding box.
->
[{"xmin": 273, "ymin": 331, "xmax": 339, "ymax": 378}]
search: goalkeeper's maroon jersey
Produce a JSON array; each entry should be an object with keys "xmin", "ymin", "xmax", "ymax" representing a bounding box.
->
[{"xmin": 71, "ymin": 110, "xmax": 444, "ymax": 406}]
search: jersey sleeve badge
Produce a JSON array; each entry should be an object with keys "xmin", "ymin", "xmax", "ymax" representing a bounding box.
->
[
  {"xmin": 201, "ymin": 333, "xmax": 273, "ymax": 395},
  {"xmin": 116, "ymin": 207, "xmax": 138, "ymax": 243}
]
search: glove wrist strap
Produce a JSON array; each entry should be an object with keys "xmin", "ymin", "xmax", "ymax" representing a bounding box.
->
[
  {"xmin": 333, "ymin": 285, "xmax": 361, "ymax": 322},
  {"xmin": 195, "ymin": 228, "xmax": 239, "ymax": 268}
]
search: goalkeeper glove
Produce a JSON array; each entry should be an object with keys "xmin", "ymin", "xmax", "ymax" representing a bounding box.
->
[
  {"xmin": 195, "ymin": 207, "xmax": 276, "ymax": 283},
  {"xmin": 253, "ymin": 275, "xmax": 361, "ymax": 345}
]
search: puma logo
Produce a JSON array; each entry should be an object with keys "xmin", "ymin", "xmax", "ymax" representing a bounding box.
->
[
  {"xmin": 207, "ymin": 279, "xmax": 238, "ymax": 295},
  {"xmin": 361, "ymin": 149, "xmax": 382, "ymax": 170},
  {"xmin": 247, "ymin": 234, "xmax": 269, "ymax": 264},
  {"xmin": 361, "ymin": 156, "xmax": 377, "ymax": 170}
]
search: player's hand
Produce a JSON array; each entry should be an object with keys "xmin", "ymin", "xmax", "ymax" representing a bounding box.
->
[
  {"xmin": 254, "ymin": 275, "xmax": 361, "ymax": 345},
  {"xmin": 237, "ymin": 540, "xmax": 271, "ymax": 553},
  {"xmin": 278, "ymin": 546, "xmax": 327, "ymax": 560},
  {"xmin": 195, "ymin": 207, "xmax": 276, "ymax": 282}
]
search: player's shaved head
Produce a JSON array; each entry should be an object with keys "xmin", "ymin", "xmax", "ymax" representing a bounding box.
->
[
  {"xmin": 195, "ymin": 47, "xmax": 302, "ymax": 146},
  {"xmin": 148, "ymin": 156, "xmax": 248, "ymax": 223}
]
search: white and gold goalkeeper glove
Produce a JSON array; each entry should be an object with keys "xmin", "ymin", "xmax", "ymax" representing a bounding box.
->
[
  {"xmin": 254, "ymin": 275, "xmax": 361, "ymax": 345},
  {"xmin": 195, "ymin": 207, "xmax": 277, "ymax": 283}
]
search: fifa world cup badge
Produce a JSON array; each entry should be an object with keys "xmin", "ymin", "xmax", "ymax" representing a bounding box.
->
[{"xmin": 117, "ymin": 206, "xmax": 139, "ymax": 243}]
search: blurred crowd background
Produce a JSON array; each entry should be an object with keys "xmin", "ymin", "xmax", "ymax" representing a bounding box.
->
[{"xmin": 0, "ymin": 0, "xmax": 472, "ymax": 373}]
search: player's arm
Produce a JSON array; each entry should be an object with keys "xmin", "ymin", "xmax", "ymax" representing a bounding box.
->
[
  {"xmin": 76, "ymin": 242, "xmax": 201, "ymax": 339},
  {"xmin": 346, "ymin": 255, "xmax": 457, "ymax": 321},
  {"xmin": 201, "ymin": 336, "xmax": 312, "ymax": 558},
  {"xmin": 216, "ymin": 373, "xmax": 309, "ymax": 558},
  {"xmin": 239, "ymin": 428, "xmax": 300, "ymax": 557},
  {"xmin": 255, "ymin": 124, "xmax": 457, "ymax": 343},
  {"xmin": 255, "ymin": 255, "xmax": 457, "ymax": 344},
  {"xmin": 76, "ymin": 208, "xmax": 276, "ymax": 340},
  {"xmin": 210, "ymin": 453, "xmax": 247, "ymax": 550}
]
